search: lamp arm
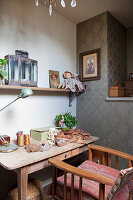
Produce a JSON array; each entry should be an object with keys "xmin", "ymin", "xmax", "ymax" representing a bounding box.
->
[{"xmin": 0, "ymin": 97, "xmax": 20, "ymax": 112}]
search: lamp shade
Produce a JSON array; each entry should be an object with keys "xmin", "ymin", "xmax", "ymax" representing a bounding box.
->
[{"xmin": 18, "ymin": 88, "xmax": 33, "ymax": 99}]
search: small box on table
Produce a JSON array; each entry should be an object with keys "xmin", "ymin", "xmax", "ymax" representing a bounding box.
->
[
  {"xmin": 0, "ymin": 135, "xmax": 10, "ymax": 145},
  {"xmin": 30, "ymin": 127, "xmax": 50, "ymax": 143}
]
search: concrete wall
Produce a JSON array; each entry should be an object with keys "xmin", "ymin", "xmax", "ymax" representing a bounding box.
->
[
  {"xmin": 77, "ymin": 13, "xmax": 132, "ymax": 170},
  {"xmin": 0, "ymin": 0, "xmax": 76, "ymax": 199},
  {"xmin": 127, "ymin": 27, "xmax": 133, "ymax": 79}
]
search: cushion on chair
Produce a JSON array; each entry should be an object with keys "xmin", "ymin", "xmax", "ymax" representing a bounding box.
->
[
  {"xmin": 107, "ymin": 167, "xmax": 133, "ymax": 200},
  {"xmin": 56, "ymin": 160, "xmax": 120, "ymax": 200}
]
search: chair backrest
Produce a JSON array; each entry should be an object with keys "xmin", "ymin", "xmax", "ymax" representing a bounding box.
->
[{"xmin": 107, "ymin": 167, "xmax": 133, "ymax": 200}]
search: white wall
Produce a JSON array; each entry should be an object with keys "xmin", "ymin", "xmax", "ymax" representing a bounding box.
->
[{"xmin": 0, "ymin": 0, "xmax": 76, "ymax": 139}]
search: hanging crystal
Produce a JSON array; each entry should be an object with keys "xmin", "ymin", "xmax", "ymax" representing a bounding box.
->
[
  {"xmin": 61, "ymin": 0, "xmax": 65, "ymax": 8},
  {"xmin": 71, "ymin": 0, "xmax": 76, "ymax": 7},
  {"xmin": 54, "ymin": 0, "xmax": 56, "ymax": 7},
  {"xmin": 49, "ymin": 4, "xmax": 52, "ymax": 16},
  {"xmin": 35, "ymin": 0, "xmax": 39, "ymax": 6},
  {"xmin": 44, "ymin": 0, "xmax": 47, "ymax": 6}
]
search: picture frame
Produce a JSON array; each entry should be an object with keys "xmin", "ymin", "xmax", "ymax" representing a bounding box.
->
[
  {"xmin": 49, "ymin": 70, "xmax": 60, "ymax": 88},
  {"xmin": 79, "ymin": 49, "xmax": 100, "ymax": 81},
  {"xmin": 129, "ymin": 73, "xmax": 133, "ymax": 82}
]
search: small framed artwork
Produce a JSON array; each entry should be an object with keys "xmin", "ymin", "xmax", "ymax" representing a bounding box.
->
[
  {"xmin": 49, "ymin": 70, "xmax": 60, "ymax": 88},
  {"xmin": 79, "ymin": 49, "xmax": 100, "ymax": 81},
  {"xmin": 129, "ymin": 73, "xmax": 133, "ymax": 82}
]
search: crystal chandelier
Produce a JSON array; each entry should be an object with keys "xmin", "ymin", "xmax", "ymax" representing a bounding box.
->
[{"xmin": 35, "ymin": 0, "xmax": 77, "ymax": 16}]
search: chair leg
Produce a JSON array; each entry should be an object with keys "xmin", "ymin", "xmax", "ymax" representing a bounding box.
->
[
  {"xmin": 99, "ymin": 183, "xmax": 105, "ymax": 200},
  {"xmin": 129, "ymin": 192, "xmax": 132, "ymax": 200},
  {"xmin": 52, "ymin": 166, "xmax": 56, "ymax": 199}
]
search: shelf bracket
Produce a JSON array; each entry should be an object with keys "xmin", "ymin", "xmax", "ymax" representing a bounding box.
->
[{"xmin": 69, "ymin": 93, "xmax": 74, "ymax": 107}]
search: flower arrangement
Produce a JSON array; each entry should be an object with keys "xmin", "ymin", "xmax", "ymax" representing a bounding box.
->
[{"xmin": 55, "ymin": 112, "xmax": 77, "ymax": 130}]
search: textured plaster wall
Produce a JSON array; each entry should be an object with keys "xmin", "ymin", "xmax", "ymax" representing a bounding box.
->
[
  {"xmin": 77, "ymin": 13, "xmax": 133, "ymax": 168},
  {"xmin": 127, "ymin": 27, "xmax": 133, "ymax": 79},
  {"xmin": 77, "ymin": 12, "xmax": 108, "ymax": 146},
  {"xmin": 0, "ymin": 0, "xmax": 76, "ymax": 199},
  {"xmin": 107, "ymin": 14, "xmax": 127, "ymax": 87}
]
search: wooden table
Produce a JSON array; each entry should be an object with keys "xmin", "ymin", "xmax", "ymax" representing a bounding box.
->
[{"xmin": 0, "ymin": 136, "xmax": 99, "ymax": 200}]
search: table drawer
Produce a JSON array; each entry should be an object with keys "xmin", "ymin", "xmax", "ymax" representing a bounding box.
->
[
  {"xmin": 54, "ymin": 151, "xmax": 72, "ymax": 160},
  {"xmin": 71, "ymin": 149, "xmax": 79, "ymax": 157}
]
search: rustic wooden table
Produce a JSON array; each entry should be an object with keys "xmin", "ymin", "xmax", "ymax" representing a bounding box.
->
[{"xmin": 0, "ymin": 136, "xmax": 99, "ymax": 200}]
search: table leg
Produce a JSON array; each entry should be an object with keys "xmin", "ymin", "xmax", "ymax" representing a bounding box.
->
[{"xmin": 17, "ymin": 166, "xmax": 28, "ymax": 200}]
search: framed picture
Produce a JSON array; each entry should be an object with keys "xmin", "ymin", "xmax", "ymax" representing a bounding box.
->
[
  {"xmin": 79, "ymin": 49, "xmax": 100, "ymax": 81},
  {"xmin": 49, "ymin": 70, "xmax": 60, "ymax": 88},
  {"xmin": 129, "ymin": 73, "xmax": 133, "ymax": 82}
]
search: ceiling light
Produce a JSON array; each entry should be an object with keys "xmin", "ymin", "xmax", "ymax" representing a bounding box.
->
[
  {"xmin": 61, "ymin": 0, "xmax": 65, "ymax": 8},
  {"xmin": 49, "ymin": 4, "xmax": 52, "ymax": 16},
  {"xmin": 71, "ymin": 0, "xmax": 76, "ymax": 7},
  {"xmin": 35, "ymin": 0, "xmax": 77, "ymax": 15},
  {"xmin": 35, "ymin": 0, "xmax": 39, "ymax": 6}
]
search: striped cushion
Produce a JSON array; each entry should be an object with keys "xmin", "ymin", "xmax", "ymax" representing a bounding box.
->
[
  {"xmin": 56, "ymin": 160, "xmax": 133, "ymax": 200},
  {"xmin": 56, "ymin": 160, "xmax": 119, "ymax": 200},
  {"xmin": 107, "ymin": 167, "xmax": 133, "ymax": 200}
]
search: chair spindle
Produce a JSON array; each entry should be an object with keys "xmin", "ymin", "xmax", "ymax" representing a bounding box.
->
[
  {"xmin": 99, "ymin": 183, "xmax": 105, "ymax": 200},
  {"xmin": 108, "ymin": 153, "xmax": 111, "ymax": 167},
  {"xmin": 71, "ymin": 174, "xmax": 74, "ymax": 200},
  {"xmin": 64, "ymin": 172, "xmax": 67, "ymax": 200},
  {"xmin": 52, "ymin": 166, "xmax": 56, "ymax": 198},
  {"xmin": 88, "ymin": 148, "xmax": 92, "ymax": 161},
  {"xmin": 128, "ymin": 160, "xmax": 132, "ymax": 168},
  {"xmin": 79, "ymin": 177, "xmax": 82, "ymax": 200},
  {"xmin": 102, "ymin": 153, "xmax": 105, "ymax": 165},
  {"xmin": 115, "ymin": 156, "xmax": 118, "ymax": 169}
]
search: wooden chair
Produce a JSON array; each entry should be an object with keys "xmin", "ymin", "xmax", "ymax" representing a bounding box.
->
[{"xmin": 49, "ymin": 144, "xmax": 133, "ymax": 200}]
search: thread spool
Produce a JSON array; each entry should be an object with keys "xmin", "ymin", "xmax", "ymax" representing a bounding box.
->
[
  {"xmin": 16, "ymin": 131, "xmax": 23, "ymax": 143},
  {"xmin": 18, "ymin": 134, "xmax": 24, "ymax": 147},
  {"xmin": 25, "ymin": 134, "xmax": 30, "ymax": 145}
]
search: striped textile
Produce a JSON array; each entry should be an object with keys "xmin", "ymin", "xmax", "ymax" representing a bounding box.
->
[{"xmin": 56, "ymin": 160, "xmax": 133, "ymax": 200}]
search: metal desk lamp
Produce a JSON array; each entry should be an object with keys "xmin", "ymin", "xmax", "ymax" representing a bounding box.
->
[{"xmin": 0, "ymin": 88, "xmax": 33, "ymax": 152}]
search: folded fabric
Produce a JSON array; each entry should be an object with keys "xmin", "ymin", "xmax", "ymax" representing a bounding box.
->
[{"xmin": 26, "ymin": 144, "xmax": 51, "ymax": 152}]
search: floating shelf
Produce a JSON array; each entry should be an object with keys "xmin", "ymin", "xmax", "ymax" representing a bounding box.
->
[
  {"xmin": 0, "ymin": 85, "xmax": 73, "ymax": 107},
  {"xmin": 0, "ymin": 85, "xmax": 70, "ymax": 93}
]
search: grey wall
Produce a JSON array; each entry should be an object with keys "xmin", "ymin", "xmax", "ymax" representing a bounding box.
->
[
  {"xmin": 77, "ymin": 12, "xmax": 133, "ymax": 169},
  {"xmin": 77, "ymin": 12, "xmax": 108, "ymax": 147},
  {"xmin": 107, "ymin": 14, "xmax": 127, "ymax": 87},
  {"xmin": 127, "ymin": 27, "xmax": 133, "ymax": 79}
]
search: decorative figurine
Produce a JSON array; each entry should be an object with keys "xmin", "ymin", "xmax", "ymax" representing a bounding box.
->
[
  {"xmin": 59, "ymin": 116, "xmax": 65, "ymax": 127},
  {"xmin": 47, "ymin": 128, "xmax": 59, "ymax": 145},
  {"xmin": 58, "ymin": 71, "xmax": 86, "ymax": 93}
]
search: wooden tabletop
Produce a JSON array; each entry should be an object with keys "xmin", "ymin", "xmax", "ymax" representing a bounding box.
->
[{"xmin": 0, "ymin": 136, "xmax": 99, "ymax": 171}]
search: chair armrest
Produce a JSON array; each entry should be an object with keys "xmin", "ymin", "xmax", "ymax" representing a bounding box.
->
[
  {"xmin": 49, "ymin": 158, "xmax": 115, "ymax": 186},
  {"xmin": 88, "ymin": 144, "xmax": 133, "ymax": 161}
]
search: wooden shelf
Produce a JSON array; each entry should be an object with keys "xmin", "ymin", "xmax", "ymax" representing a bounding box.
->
[
  {"xmin": 0, "ymin": 85, "xmax": 70, "ymax": 93},
  {"xmin": 0, "ymin": 85, "xmax": 73, "ymax": 107}
]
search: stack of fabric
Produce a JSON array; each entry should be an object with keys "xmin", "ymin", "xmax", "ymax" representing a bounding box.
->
[{"xmin": 56, "ymin": 128, "xmax": 90, "ymax": 144}]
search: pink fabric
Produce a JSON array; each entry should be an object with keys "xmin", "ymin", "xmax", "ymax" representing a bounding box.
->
[
  {"xmin": 56, "ymin": 161, "xmax": 133, "ymax": 200},
  {"xmin": 107, "ymin": 167, "xmax": 133, "ymax": 200},
  {"xmin": 56, "ymin": 160, "xmax": 119, "ymax": 200}
]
